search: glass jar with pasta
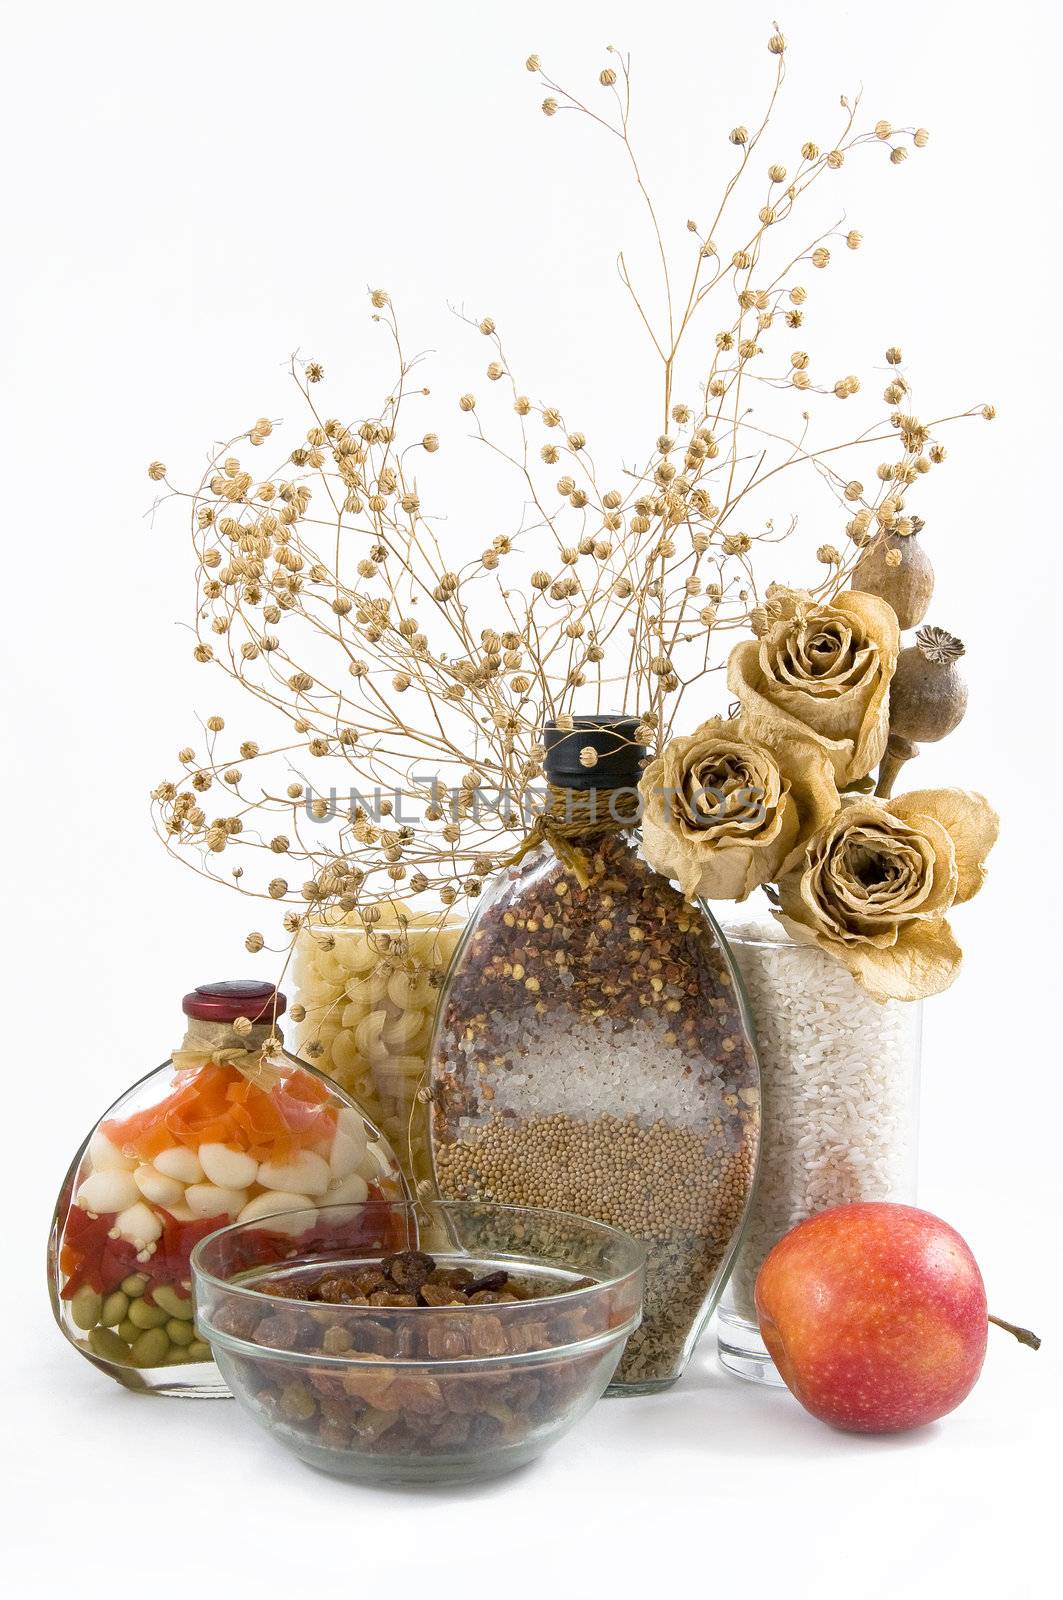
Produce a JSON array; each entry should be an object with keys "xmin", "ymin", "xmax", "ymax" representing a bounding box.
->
[{"xmin": 292, "ymin": 909, "xmax": 464, "ymax": 1191}]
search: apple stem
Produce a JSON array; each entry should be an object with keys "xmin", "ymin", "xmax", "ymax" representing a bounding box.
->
[{"xmin": 988, "ymin": 1313, "xmax": 1042, "ymax": 1351}]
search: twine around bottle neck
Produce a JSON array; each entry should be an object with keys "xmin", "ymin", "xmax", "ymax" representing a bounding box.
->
[
  {"xmin": 172, "ymin": 1014, "xmax": 281, "ymax": 1073},
  {"xmin": 502, "ymin": 783, "xmax": 642, "ymax": 888}
]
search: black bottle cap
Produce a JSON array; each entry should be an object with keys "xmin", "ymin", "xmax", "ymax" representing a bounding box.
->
[{"xmin": 543, "ymin": 714, "xmax": 646, "ymax": 791}]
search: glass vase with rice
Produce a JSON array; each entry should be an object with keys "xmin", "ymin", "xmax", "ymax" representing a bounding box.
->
[{"xmin": 716, "ymin": 910, "xmax": 921, "ymax": 1384}]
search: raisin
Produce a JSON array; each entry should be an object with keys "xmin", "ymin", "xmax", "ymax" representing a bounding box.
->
[
  {"xmin": 312, "ymin": 1276, "xmax": 366, "ymax": 1305},
  {"xmin": 348, "ymin": 1319, "xmax": 393, "ymax": 1356},
  {"xmin": 464, "ymin": 1269, "xmax": 509, "ymax": 1295},
  {"xmin": 342, "ymin": 1360, "xmax": 398, "ymax": 1409},
  {"xmin": 418, "ymin": 1284, "xmax": 469, "ymax": 1307},
  {"xmin": 212, "ymin": 1301, "xmax": 261, "ymax": 1340},
  {"xmin": 382, "ymin": 1250, "xmax": 436, "ymax": 1292},
  {"xmin": 307, "ymin": 1368, "xmax": 347, "ymax": 1400},
  {"xmin": 350, "ymin": 1267, "xmax": 388, "ymax": 1296},
  {"xmin": 426, "ymin": 1322, "xmax": 469, "ymax": 1360},
  {"xmin": 278, "ymin": 1381, "xmax": 317, "ymax": 1422},
  {"xmin": 431, "ymin": 1413, "xmax": 472, "ymax": 1447},
  {"xmin": 253, "ymin": 1311, "xmax": 304, "ymax": 1351},
  {"xmin": 467, "ymin": 1314, "xmax": 507, "ymax": 1357},
  {"xmin": 368, "ymin": 1290, "xmax": 419, "ymax": 1307},
  {"xmin": 258, "ymin": 1277, "xmax": 305, "ymax": 1300},
  {"xmin": 322, "ymin": 1324, "xmax": 354, "ymax": 1355},
  {"xmin": 466, "ymin": 1290, "xmax": 516, "ymax": 1304},
  {"xmin": 504, "ymin": 1375, "xmax": 542, "ymax": 1410},
  {"xmin": 436, "ymin": 1266, "xmax": 475, "ymax": 1290},
  {"xmin": 389, "ymin": 1373, "xmax": 445, "ymax": 1415}
]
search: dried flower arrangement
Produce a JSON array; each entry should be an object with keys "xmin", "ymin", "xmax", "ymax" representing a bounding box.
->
[{"xmin": 149, "ymin": 26, "xmax": 998, "ymax": 1035}]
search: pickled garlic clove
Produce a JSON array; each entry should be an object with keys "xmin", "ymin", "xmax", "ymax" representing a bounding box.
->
[
  {"xmin": 329, "ymin": 1126, "xmax": 368, "ymax": 1181},
  {"xmin": 257, "ymin": 1150, "xmax": 331, "ymax": 1197},
  {"xmin": 337, "ymin": 1107, "xmax": 371, "ymax": 1148},
  {"xmin": 364, "ymin": 1140, "xmax": 398, "ymax": 1179},
  {"xmin": 77, "ymin": 1169, "xmax": 141, "ymax": 1215},
  {"xmin": 323, "ymin": 1172, "xmax": 369, "ymax": 1205},
  {"xmin": 133, "ymin": 1164, "xmax": 186, "ymax": 1209},
  {"xmin": 153, "ymin": 1146, "xmax": 205, "ymax": 1184},
  {"xmin": 115, "ymin": 1201, "xmax": 164, "ymax": 1248},
  {"xmin": 237, "ymin": 1190, "xmax": 316, "ymax": 1233},
  {"xmin": 185, "ymin": 1182, "xmax": 249, "ymax": 1219},
  {"xmin": 88, "ymin": 1130, "xmax": 136, "ymax": 1173},
  {"xmin": 198, "ymin": 1142, "xmax": 259, "ymax": 1190}
]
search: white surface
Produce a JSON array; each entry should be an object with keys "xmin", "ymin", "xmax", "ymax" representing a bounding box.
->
[{"xmin": 3, "ymin": 0, "xmax": 1060, "ymax": 1593}]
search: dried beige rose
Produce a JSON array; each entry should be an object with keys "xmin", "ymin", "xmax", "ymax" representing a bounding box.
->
[
  {"xmin": 639, "ymin": 718, "xmax": 838, "ymax": 902},
  {"xmin": 774, "ymin": 788, "xmax": 999, "ymax": 1001},
  {"xmin": 727, "ymin": 587, "xmax": 900, "ymax": 786}
]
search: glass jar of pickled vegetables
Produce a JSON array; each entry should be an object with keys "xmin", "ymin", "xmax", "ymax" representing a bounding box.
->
[
  {"xmin": 49, "ymin": 979, "xmax": 405, "ymax": 1396},
  {"xmin": 292, "ymin": 912, "xmax": 464, "ymax": 1191},
  {"xmin": 427, "ymin": 716, "xmax": 762, "ymax": 1393}
]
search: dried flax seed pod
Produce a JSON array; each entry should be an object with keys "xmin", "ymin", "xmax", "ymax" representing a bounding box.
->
[{"xmin": 852, "ymin": 527, "xmax": 935, "ymax": 631}]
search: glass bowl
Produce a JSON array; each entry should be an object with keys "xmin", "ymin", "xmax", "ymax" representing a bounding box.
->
[{"xmin": 192, "ymin": 1200, "xmax": 645, "ymax": 1484}]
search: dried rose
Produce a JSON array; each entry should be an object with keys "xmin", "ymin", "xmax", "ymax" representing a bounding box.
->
[
  {"xmin": 639, "ymin": 718, "xmax": 838, "ymax": 902},
  {"xmin": 727, "ymin": 588, "xmax": 900, "ymax": 786},
  {"xmin": 774, "ymin": 788, "xmax": 999, "ymax": 1001}
]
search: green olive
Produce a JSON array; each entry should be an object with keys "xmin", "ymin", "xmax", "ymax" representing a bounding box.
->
[
  {"xmin": 165, "ymin": 1348, "xmax": 195, "ymax": 1365},
  {"xmin": 70, "ymin": 1286, "xmax": 103, "ymax": 1331},
  {"xmin": 166, "ymin": 1319, "xmax": 194, "ymax": 1347},
  {"xmin": 128, "ymin": 1299, "xmax": 168, "ymax": 1331},
  {"xmin": 152, "ymin": 1285, "xmax": 195, "ymax": 1321},
  {"xmin": 120, "ymin": 1273, "xmax": 148, "ymax": 1298},
  {"xmin": 130, "ymin": 1327, "xmax": 170, "ymax": 1367},
  {"xmin": 101, "ymin": 1291, "xmax": 130, "ymax": 1327},
  {"xmin": 187, "ymin": 1340, "xmax": 212, "ymax": 1363},
  {"xmin": 118, "ymin": 1318, "xmax": 138, "ymax": 1343},
  {"xmin": 89, "ymin": 1326, "xmax": 131, "ymax": 1364}
]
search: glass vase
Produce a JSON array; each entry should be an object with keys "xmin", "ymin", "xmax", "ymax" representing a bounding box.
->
[{"xmin": 715, "ymin": 924, "xmax": 921, "ymax": 1384}]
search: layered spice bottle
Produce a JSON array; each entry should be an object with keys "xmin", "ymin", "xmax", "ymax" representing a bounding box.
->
[
  {"xmin": 428, "ymin": 716, "xmax": 761, "ymax": 1391},
  {"xmin": 49, "ymin": 979, "xmax": 405, "ymax": 1396}
]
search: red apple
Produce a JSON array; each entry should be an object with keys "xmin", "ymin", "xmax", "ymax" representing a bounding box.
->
[{"xmin": 755, "ymin": 1201, "xmax": 988, "ymax": 1433}]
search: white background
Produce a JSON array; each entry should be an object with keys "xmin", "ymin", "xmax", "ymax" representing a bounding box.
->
[{"xmin": 3, "ymin": 1, "xmax": 1061, "ymax": 1593}]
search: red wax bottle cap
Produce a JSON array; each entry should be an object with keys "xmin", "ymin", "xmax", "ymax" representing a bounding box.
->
[{"xmin": 181, "ymin": 980, "xmax": 286, "ymax": 1023}]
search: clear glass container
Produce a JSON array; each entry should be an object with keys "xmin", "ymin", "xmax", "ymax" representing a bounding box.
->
[
  {"xmin": 716, "ymin": 923, "xmax": 922, "ymax": 1384},
  {"xmin": 49, "ymin": 979, "xmax": 405, "ymax": 1396},
  {"xmin": 291, "ymin": 911, "xmax": 464, "ymax": 1192},
  {"xmin": 427, "ymin": 717, "xmax": 762, "ymax": 1393},
  {"xmin": 193, "ymin": 1199, "xmax": 645, "ymax": 1485}
]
